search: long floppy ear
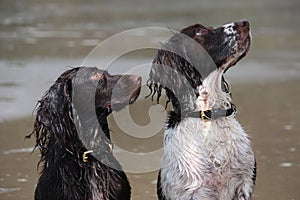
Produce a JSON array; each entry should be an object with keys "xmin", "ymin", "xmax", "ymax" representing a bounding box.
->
[
  {"xmin": 147, "ymin": 30, "xmax": 217, "ymax": 113},
  {"xmin": 26, "ymin": 68, "xmax": 80, "ymax": 164}
]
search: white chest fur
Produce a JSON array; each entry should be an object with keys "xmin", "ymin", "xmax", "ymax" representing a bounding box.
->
[{"xmin": 161, "ymin": 116, "xmax": 255, "ymax": 200}]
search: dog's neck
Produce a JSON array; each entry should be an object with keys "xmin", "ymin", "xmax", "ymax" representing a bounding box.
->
[
  {"xmin": 167, "ymin": 69, "xmax": 233, "ymax": 129},
  {"xmin": 72, "ymin": 95, "xmax": 111, "ymax": 135},
  {"xmin": 66, "ymin": 105, "xmax": 113, "ymax": 165},
  {"xmin": 96, "ymin": 107, "xmax": 111, "ymax": 139},
  {"xmin": 196, "ymin": 69, "xmax": 232, "ymax": 111}
]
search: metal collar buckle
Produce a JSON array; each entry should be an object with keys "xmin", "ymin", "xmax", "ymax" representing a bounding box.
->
[
  {"xmin": 200, "ymin": 110, "xmax": 210, "ymax": 121},
  {"xmin": 82, "ymin": 150, "xmax": 93, "ymax": 163}
]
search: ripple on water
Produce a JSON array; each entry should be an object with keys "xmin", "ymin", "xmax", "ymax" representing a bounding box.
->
[
  {"xmin": 3, "ymin": 147, "xmax": 35, "ymax": 155},
  {"xmin": 0, "ymin": 187, "xmax": 21, "ymax": 194},
  {"xmin": 279, "ymin": 162, "xmax": 293, "ymax": 168},
  {"xmin": 17, "ymin": 178, "xmax": 28, "ymax": 182}
]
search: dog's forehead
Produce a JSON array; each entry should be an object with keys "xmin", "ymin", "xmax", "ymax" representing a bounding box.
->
[
  {"xmin": 86, "ymin": 67, "xmax": 104, "ymax": 74},
  {"xmin": 91, "ymin": 70, "xmax": 106, "ymax": 80},
  {"xmin": 180, "ymin": 23, "xmax": 208, "ymax": 35},
  {"xmin": 80, "ymin": 67, "xmax": 106, "ymax": 76},
  {"xmin": 71, "ymin": 67, "xmax": 107, "ymax": 84},
  {"xmin": 88, "ymin": 68, "xmax": 110, "ymax": 81}
]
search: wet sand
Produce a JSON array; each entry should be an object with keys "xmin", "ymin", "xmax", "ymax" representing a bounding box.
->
[
  {"xmin": 1, "ymin": 79, "xmax": 300, "ymax": 200},
  {"xmin": 1, "ymin": 0, "xmax": 300, "ymax": 199}
]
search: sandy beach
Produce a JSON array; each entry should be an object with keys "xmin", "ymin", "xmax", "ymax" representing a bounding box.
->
[
  {"xmin": 1, "ymin": 78, "xmax": 300, "ymax": 199},
  {"xmin": 1, "ymin": 0, "xmax": 300, "ymax": 199}
]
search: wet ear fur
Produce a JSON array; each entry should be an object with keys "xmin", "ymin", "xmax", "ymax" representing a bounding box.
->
[{"xmin": 26, "ymin": 68, "xmax": 80, "ymax": 164}]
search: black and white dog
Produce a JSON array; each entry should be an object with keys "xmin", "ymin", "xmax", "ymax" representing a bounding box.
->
[
  {"xmin": 27, "ymin": 67, "xmax": 141, "ymax": 200},
  {"xmin": 148, "ymin": 21, "xmax": 256, "ymax": 199}
]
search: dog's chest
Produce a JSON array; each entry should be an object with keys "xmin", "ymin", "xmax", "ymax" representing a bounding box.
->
[
  {"xmin": 161, "ymin": 117, "xmax": 251, "ymax": 199},
  {"xmin": 163, "ymin": 118, "xmax": 240, "ymax": 167}
]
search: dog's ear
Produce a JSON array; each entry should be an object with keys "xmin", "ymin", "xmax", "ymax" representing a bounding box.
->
[
  {"xmin": 178, "ymin": 24, "xmax": 217, "ymax": 78},
  {"xmin": 180, "ymin": 24, "xmax": 211, "ymax": 44},
  {"xmin": 148, "ymin": 28, "xmax": 219, "ymax": 112},
  {"xmin": 27, "ymin": 68, "xmax": 79, "ymax": 160}
]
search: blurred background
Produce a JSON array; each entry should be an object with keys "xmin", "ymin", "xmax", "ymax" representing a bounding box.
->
[{"xmin": 0, "ymin": 0, "xmax": 299, "ymax": 199}]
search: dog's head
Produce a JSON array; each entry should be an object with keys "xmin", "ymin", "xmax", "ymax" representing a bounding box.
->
[
  {"xmin": 72, "ymin": 67, "xmax": 141, "ymax": 116},
  {"xmin": 147, "ymin": 20, "xmax": 251, "ymax": 113},
  {"xmin": 185, "ymin": 20, "xmax": 251, "ymax": 70},
  {"xmin": 29, "ymin": 67, "xmax": 141, "ymax": 165}
]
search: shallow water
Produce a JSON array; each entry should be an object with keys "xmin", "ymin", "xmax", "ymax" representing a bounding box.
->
[{"xmin": 1, "ymin": 0, "xmax": 300, "ymax": 199}]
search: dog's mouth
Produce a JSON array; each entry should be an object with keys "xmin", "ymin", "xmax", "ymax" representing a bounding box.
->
[
  {"xmin": 106, "ymin": 75, "xmax": 141, "ymax": 111},
  {"xmin": 129, "ymin": 86, "xmax": 141, "ymax": 104}
]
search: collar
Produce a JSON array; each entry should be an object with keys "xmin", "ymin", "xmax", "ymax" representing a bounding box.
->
[
  {"xmin": 82, "ymin": 141, "xmax": 113, "ymax": 163},
  {"xmin": 186, "ymin": 105, "xmax": 236, "ymax": 121}
]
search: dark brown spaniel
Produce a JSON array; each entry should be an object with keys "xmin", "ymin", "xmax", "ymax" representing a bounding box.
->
[{"xmin": 27, "ymin": 67, "xmax": 141, "ymax": 200}]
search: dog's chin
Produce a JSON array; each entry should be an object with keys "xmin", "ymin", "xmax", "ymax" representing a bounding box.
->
[
  {"xmin": 106, "ymin": 86, "xmax": 141, "ymax": 111},
  {"xmin": 129, "ymin": 86, "xmax": 141, "ymax": 104},
  {"xmin": 223, "ymin": 36, "xmax": 251, "ymax": 72}
]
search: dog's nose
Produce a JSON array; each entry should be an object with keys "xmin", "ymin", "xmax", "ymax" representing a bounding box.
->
[{"xmin": 236, "ymin": 20, "xmax": 250, "ymax": 29}]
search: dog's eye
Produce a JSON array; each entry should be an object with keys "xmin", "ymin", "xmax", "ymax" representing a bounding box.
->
[
  {"xmin": 196, "ymin": 28, "xmax": 209, "ymax": 36},
  {"xmin": 91, "ymin": 72, "xmax": 104, "ymax": 80}
]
